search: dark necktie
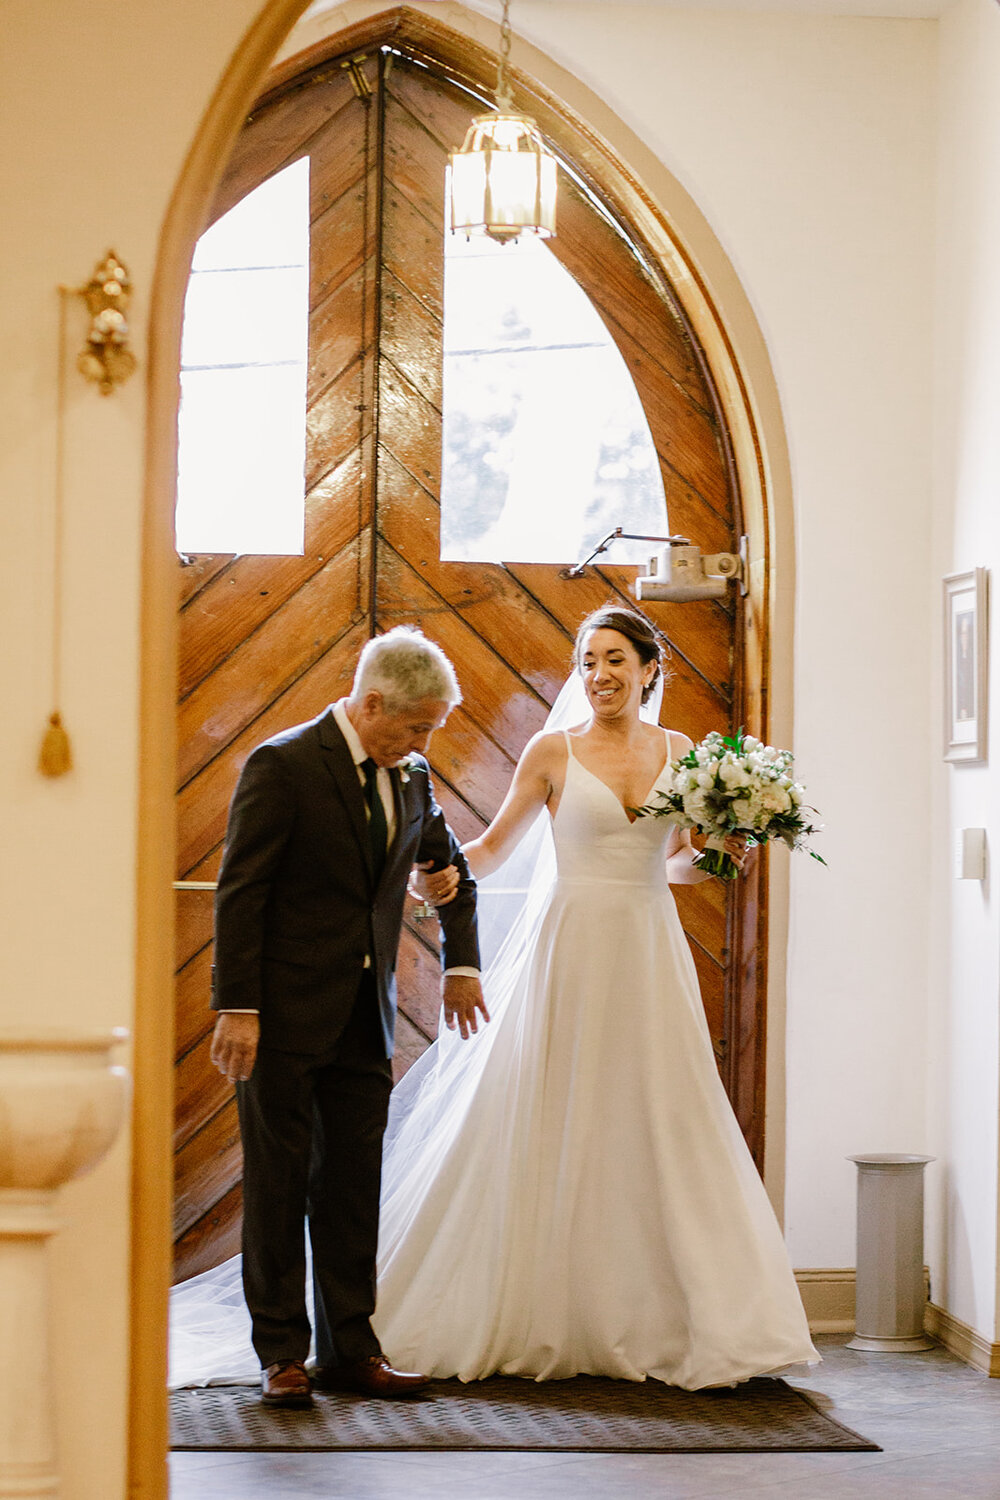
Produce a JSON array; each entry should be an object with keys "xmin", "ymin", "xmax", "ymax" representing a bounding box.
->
[{"xmin": 361, "ymin": 757, "xmax": 388, "ymax": 882}]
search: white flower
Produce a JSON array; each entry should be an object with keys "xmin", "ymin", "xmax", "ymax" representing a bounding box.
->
[
  {"xmin": 731, "ymin": 797, "xmax": 756, "ymax": 825},
  {"xmin": 683, "ymin": 790, "xmax": 710, "ymax": 821},
  {"xmin": 760, "ymin": 786, "xmax": 792, "ymax": 815},
  {"xmin": 398, "ymin": 755, "xmax": 420, "ymax": 785}
]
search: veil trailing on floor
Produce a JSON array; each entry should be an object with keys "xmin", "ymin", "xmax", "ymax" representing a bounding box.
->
[{"xmin": 168, "ymin": 670, "xmax": 663, "ymax": 1388}]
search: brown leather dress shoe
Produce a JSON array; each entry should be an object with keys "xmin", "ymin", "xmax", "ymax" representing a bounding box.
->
[
  {"xmin": 313, "ymin": 1354, "xmax": 430, "ymax": 1398},
  {"xmin": 261, "ymin": 1358, "xmax": 312, "ymax": 1407}
]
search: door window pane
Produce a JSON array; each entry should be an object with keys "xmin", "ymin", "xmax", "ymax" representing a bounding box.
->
[
  {"xmin": 175, "ymin": 158, "xmax": 309, "ymax": 556},
  {"xmin": 440, "ymin": 232, "xmax": 667, "ymax": 564}
]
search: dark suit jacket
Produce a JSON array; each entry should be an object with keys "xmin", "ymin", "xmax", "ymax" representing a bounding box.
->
[{"xmin": 211, "ymin": 707, "xmax": 479, "ymax": 1058}]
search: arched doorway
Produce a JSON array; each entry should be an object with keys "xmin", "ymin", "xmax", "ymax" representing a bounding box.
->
[
  {"xmin": 133, "ymin": 7, "xmax": 792, "ymax": 1494},
  {"xmin": 172, "ymin": 31, "xmax": 754, "ymax": 1285}
]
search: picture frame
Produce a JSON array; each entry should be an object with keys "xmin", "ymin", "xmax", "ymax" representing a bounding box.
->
[{"xmin": 943, "ymin": 567, "xmax": 988, "ymax": 764}]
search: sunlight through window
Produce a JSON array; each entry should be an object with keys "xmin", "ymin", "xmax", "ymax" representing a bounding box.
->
[
  {"xmin": 440, "ymin": 232, "xmax": 667, "ymax": 565},
  {"xmin": 175, "ymin": 158, "xmax": 309, "ymax": 556}
]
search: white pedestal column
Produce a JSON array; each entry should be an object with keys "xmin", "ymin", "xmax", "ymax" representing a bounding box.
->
[
  {"xmin": 847, "ymin": 1153, "xmax": 935, "ymax": 1353},
  {"xmin": 0, "ymin": 1032, "xmax": 129, "ymax": 1499}
]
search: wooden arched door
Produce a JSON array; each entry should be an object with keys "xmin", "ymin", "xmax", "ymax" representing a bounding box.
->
[{"xmin": 172, "ymin": 35, "xmax": 751, "ymax": 1283}]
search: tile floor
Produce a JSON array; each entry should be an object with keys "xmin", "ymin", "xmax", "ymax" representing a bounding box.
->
[{"xmin": 169, "ymin": 1335, "xmax": 1000, "ymax": 1498}]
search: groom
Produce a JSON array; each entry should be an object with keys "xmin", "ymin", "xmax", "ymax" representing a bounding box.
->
[{"xmin": 209, "ymin": 627, "xmax": 486, "ymax": 1406}]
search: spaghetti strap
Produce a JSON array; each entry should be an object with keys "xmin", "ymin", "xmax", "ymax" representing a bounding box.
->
[{"xmin": 563, "ymin": 729, "xmax": 576, "ymax": 761}]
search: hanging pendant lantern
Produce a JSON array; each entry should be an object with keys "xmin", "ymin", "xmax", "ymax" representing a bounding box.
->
[{"xmin": 448, "ymin": 0, "xmax": 557, "ymax": 245}]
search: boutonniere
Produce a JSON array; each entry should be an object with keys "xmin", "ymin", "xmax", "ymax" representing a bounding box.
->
[{"xmin": 398, "ymin": 755, "xmax": 421, "ymax": 785}]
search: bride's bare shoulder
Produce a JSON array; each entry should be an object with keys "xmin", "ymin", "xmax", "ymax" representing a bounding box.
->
[
  {"xmin": 514, "ymin": 729, "xmax": 570, "ymax": 796},
  {"xmin": 523, "ymin": 727, "xmax": 573, "ymax": 764},
  {"xmin": 664, "ymin": 728, "xmax": 694, "ymax": 757}
]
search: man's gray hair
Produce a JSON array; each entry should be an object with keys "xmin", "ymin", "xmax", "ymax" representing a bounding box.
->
[{"xmin": 352, "ymin": 626, "xmax": 461, "ymax": 710}]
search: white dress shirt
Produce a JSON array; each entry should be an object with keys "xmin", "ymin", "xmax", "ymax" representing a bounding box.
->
[
  {"xmin": 333, "ymin": 699, "xmax": 396, "ymax": 838},
  {"xmin": 333, "ymin": 700, "xmax": 478, "ymax": 981}
]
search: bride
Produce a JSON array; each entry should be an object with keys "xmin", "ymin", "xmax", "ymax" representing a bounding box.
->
[
  {"xmin": 373, "ymin": 605, "xmax": 816, "ymax": 1388},
  {"xmin": 170, "ymin": 605, "xmax": 817, "ymax": 1390}
]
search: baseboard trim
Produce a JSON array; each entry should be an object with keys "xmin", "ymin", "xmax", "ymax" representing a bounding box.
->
[
  {"xmin": 925, "ymin": 1302, "xmax": 1000, "ymax": 1376},
  {"xmin": 795, "ymin": 1269, "xmax": 1000, "ymax": 1376},
  {"xmin": 795, "ymin": 1268, "xmax": 856, "ymax": 1333}
]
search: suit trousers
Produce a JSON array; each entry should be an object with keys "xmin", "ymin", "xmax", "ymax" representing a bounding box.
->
[{"xmin": 235, "ymin": 971, "xmax": 393, "ymax": 1369}]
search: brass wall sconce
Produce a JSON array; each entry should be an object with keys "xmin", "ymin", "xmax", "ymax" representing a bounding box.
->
[
  {"xmin": 69, "ymin": 251, "xmax": 137, "ymax": 395},
  {"xmin": 38, "ymin": 250, "xmax": 138, "ymax": 776}
]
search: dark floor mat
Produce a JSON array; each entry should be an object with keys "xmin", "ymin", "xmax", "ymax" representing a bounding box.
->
[{"xmin": 170, "ymin": 1375, "xmax": 880, "ymax": 1453}]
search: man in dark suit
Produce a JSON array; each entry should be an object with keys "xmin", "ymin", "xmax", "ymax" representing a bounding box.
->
[{"xmin": 209, "ymin": 627, "xmax": 486, "ymax": 1406}]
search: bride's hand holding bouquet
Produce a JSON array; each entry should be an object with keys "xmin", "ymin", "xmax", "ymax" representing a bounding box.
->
[{"xmin": 635, "ymin": 729, "xmax": 824, "ymax": 882}]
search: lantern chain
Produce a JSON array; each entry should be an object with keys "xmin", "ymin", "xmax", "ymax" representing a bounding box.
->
[{"xmin": 495, "ymin": 0, "xmax": 514, "ymax": 110}]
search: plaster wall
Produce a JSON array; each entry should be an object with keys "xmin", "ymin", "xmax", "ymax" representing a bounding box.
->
[
  {"xmin": 927, "ymin": 0, "xmax": 1000, "ymax": 1343},
  {"xmin": 0, "ymin": 4, "xmax": 301, "ymax": 1495}
]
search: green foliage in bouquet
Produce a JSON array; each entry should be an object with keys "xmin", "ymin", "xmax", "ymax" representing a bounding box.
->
[{"xmin": 633, "ymin": 728, "xmax": 825, "ymax": 881}]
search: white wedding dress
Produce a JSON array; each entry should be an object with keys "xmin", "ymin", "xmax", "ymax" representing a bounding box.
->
[{"xmin": 371, "ymin": 730, "xmax": 817, "ymax": 1389}]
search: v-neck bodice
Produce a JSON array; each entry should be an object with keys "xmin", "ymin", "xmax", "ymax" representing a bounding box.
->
[{"xmin": 553, "ymin": 731, "xmax": 674, "ymax": 888}]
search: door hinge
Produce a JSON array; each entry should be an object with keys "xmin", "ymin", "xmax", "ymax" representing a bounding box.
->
[{"xmin": 341, "ymin": 54, "xmax": 372, "ymax": 101}]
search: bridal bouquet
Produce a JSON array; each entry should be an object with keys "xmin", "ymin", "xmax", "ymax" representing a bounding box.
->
[{"xmin": 634, "ymin": 729, "xmax": 825, "ymax": 881}]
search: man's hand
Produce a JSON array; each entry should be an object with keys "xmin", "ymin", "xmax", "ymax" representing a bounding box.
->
[
  {"xmin": 722, "ymin": 833, "xmax": 752, "ymax": 872},
  {"xmin": 408, "ymin": 860, "xmax": 460, "ymax": 907},
  {"xmin": 210, "ymin": 1012, "xmax": 260, "ymax": 1083},
  {"xmin": 442, "ymin": 974, "xmax": 490, "ymax": 1040}
]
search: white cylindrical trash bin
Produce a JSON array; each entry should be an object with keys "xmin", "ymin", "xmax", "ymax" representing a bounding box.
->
[{"xmin": 847, "ymin": 1154, "xmax": 935, "ymax": 1353}]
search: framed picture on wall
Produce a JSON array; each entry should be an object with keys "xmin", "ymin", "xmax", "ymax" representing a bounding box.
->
[{"xmin": 943, "ymin": 567, "xmax": 988, "ymax": 764}]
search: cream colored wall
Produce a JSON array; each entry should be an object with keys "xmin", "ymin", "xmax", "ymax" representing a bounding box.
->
[
  {"xmin": 928, "ymin": 0, "xmax": 1000, "ymax": 1345},
  {"xmin": 0, "ymin": 3, "xmax": 301, "ymax": 1495}
]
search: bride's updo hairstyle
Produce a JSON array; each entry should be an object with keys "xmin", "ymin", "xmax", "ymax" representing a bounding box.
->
[{"xmin": 572, "ymin": 606, "xmax": 665, "ymax": 705}]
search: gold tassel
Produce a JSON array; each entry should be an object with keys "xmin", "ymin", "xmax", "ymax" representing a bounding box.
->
[
  {"xmin": 39, "ymin": 292, "xmax": 73, "ymax": 781},
  {"xmin": 39, "ymin": 711, "xmax": 73, "ymax": 777}
]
